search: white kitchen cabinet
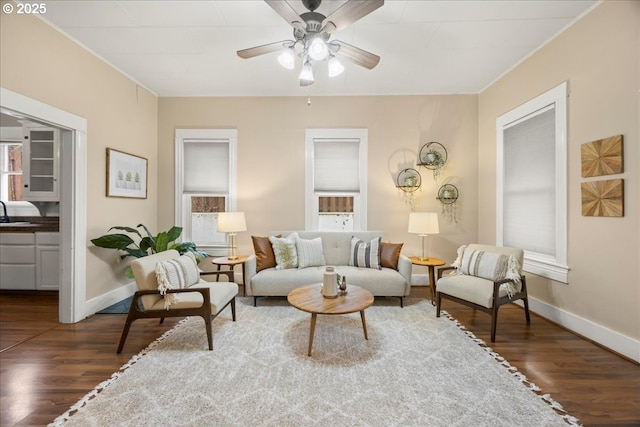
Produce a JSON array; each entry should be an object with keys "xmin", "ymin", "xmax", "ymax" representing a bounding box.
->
[
  {"xmin": 36, "ymin": 232, "xmax": 60, "ymax": 290},
  {"xmin": 22, "ymin": 126, "xmax": 60, "ymax": 201},
  {"xmin": 0, "ymin": 233, "xmax": 36, "ymax": 290}
]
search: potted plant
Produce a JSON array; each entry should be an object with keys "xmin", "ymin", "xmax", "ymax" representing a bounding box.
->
[
  {"xmin": 134, "ymin": 172, "xmax": 140, "ymax": 190},
  {"xmin": 91, "ymin": 224, "xmax": 208, "ymax": 278},
  {"xmin": 116, "ymin": 170, "xmax": 124, "ymax": 188},
  {"xmin": 423, "ymin": 149, "xmax": 446, "ymax": 181},
  {"xmin": 125, "ymin": 171, "xmax": 132, "ymax": 189}
]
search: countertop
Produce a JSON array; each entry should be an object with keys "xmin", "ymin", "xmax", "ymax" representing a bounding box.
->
[{"xmin": 0, "ymin": 216, "xmax": 60, "ymax": 233}]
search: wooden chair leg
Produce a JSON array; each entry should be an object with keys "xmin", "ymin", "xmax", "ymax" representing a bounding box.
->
[
  {"xmin": 436, "ymin": 292, "xmax": 442, "ymax": 317},
  {"xmin": 159, "ymin": 318, "xmax": 165, "ymax": 324},
  {"xmin": 523, "ymin": 297, "xmax": 531, "ymax": 323},
  {"xmin": 490, "ymin": 305, "xmax": 499, "ymax": 342},
  {"xmin": 231, "ymin": 297, "xmax": 236, "ymax": 321},
  {"xmin": 117, "ymin": 307, "xmax": 138, "ymax": 353},
  {"xmin": 203, "ymin": 315, "xmax": 213, "ymax": 351}
]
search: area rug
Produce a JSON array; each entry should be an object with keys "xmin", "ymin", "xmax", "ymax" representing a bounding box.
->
[{"xmin": 50, "ymin": 298, "xmax": 580, "ymax": 427}]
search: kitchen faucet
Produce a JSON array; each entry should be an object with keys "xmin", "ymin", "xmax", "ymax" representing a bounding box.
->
[{"xmin": 0, "ymin": 201, "xmax": 9, "ymax": 223}]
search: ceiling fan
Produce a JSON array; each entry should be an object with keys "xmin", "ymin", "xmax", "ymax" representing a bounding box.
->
[{"xmin": 237, "ymin": 0, "xmax": 384, "ymax": 86}]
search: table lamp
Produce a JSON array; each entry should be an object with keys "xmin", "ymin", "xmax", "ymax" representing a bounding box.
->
[
  {"xmin": 217, "ymin": 212, "xmax": 246, "ymax": 260},
  {"xmin": 408, "ymin": 212, "xmax": 439, "ymax": 261}
]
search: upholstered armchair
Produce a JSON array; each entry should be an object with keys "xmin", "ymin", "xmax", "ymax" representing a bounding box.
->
[
  {"xmin": 436, "ymin": 244, "xmax": 530, "ymax": 342},
  {"xmin": 117, "ymin": 250, "xmax": 238, "ymax": 353}
]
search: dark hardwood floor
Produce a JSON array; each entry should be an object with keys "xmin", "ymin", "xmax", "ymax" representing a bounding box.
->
[{"xmin": 1, "ymin": 288, "xmax": 638, "ymax": 427}]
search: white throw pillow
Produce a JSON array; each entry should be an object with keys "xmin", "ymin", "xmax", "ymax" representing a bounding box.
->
[
  {"xmin": 296, "ymin": 237, "xmax": 326, "ymax": 268},
  {"xmin": 269, "ymin": 235, "xmax": 298, "ymax": 270},
  {"xmin": 155, "ymin": 251, "xmax": 200, "ymax": 309},
  {"xmin": 452, "ymin": 245, "xmax": 521, "ymax": 296},
  {"xmin": 349, "ymin": 236, "xmax": 382, "ymax": 270}
]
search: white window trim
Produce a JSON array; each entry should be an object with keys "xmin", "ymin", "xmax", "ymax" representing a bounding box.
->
[
  {"xmin": 175, "ymin": 129, "xmax": 237, "ymax": 250},
  {"xmin": 496, "ymin": 82, "xmax": 569, "ymax": 283},
  {"xmin": 305, "ymin": 129, "xmax": 368, "ymax": 231}
]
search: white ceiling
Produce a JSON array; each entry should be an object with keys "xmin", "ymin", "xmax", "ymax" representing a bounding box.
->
[{"xmin": 37, "ymin": 0, "xmax": 598, "ymax": 97}]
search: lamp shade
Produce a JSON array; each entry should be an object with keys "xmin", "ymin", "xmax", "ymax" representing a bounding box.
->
[
  {"xmin": 328, "ymin": 55, "xmax": 345, "ymax": 77},
  {"xmin": 217, "ymin": 212, "xmax": 247, "ymax": 233},
  {"xmin": 277, "ymin": 48, "xmax": 295, "ymax": 70},
  {"xmin": 299, "ymin": 60, "xmax": 314, "ymax": 84},
  {"xmin": 408, "ymin": 212, "xmax": 439, "ymax": 235},
  {"xmin": 308, "ymin": 37, "xmax": 329, "ymax": 61}
]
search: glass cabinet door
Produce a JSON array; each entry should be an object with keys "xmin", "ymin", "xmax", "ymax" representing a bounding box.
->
[{"xmin": 23, "ymin": 126, "xmax": 59, "ymax": 201}]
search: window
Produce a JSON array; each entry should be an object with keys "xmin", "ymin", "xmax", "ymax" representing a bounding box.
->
[
  {"xmin": 175, "ymin": 129, "xmax": 237, "ymax": 252},
  {"xmin": 305, "ymin": 129, "xmax": 367, "ymax": 231},
  {"xmin": 0, "ymin": 142, "xmax": 23, "ymax": 201},
  {"xmin": 496, "ymin": 82, "xmax": 568, "ymax": 283}
]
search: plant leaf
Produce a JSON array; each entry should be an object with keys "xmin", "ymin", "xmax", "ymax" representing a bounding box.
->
[
  {"xmin": 140, "ymin": 236, "xmax": 154, "ymax": 252},
  {"xmin": 91, "ymin": 234, "xmax": 134, "ymax": 250},
  {"xmin": 155, "ymin": 232, "xmax": 169, "ymax": 252},
  {"xmin": 121, "ymin": 248, "xmax": 148, "ymax": 258},
  {"xmin": 108, "ymin": 226, "xmax": 142, "ymax": 239},
  {"xmin": 166, "ymin": 226, "xmax": 183, "ymax": 243},
  {"xmin": 137, "ymin": 224, "xmax": 154, "ymax": 239},
  {"xmin": 172, "ymin": 241, "xmax": 196, "ymax": 253}
]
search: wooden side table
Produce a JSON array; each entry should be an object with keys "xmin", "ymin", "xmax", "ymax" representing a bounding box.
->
[
  {"xmin": 409, "ymin": 256, "xmax": 446, "ymax": 305},
  {"xmin": 211, "ymin": 256, "xmax": 248, "ymax": 296}
]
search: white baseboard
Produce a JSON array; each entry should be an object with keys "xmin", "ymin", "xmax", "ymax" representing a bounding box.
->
[
  {"xmin": 515, "ymin": 297, "xmax": 640, "ymax": 363},
  {"xmin": 84, "ymin": 282, "xmax": 137, "ymax": 317}
]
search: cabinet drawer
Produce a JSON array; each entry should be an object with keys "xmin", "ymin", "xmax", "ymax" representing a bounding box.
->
[
  {"xmin": 0, "ymin": 264, "xmax": 36, "ymax": 290},
  {"xmin": 0, "ymin": 245, "xmax": 36, "ymax": 263},
  {"xmin": 0, "ymin": 233, "xmax": 35, "ymax": 245},
  {"xmin": 36, "ymin": 232, "xmax": 60, "ymax": 245}
]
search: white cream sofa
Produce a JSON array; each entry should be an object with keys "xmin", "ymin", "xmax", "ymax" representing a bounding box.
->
[{"xmin": 245, "ymin": 231, "xmax": 412, "ymax": 306}]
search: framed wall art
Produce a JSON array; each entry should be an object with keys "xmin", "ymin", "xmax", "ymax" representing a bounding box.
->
[
  {"xmin": 581, "ymin": 135, "xmax": 623, "ymax": 178},
  {"xmin": 106, "ymin": 148, "xmax": 148, "ymax": 199},
  {"xmin": 581, "ymin": 178, "xmax": 624, "ymax": 217}
]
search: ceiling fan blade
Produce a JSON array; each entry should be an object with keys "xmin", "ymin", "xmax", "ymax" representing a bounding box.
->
[
  {"xmin": 265, "ymin": 0, "xmax": 307, "ymax": 32},
  {"xmin": 237, "ymin": 40, "xmax": 291, "ymax": 59},
  {"xmin": 333, "ymin": 41, "xmax": 380, "ymax": 69},
  {"xmin": 322, "ymin": 0, "xmax": 384, "ymax": 33}
]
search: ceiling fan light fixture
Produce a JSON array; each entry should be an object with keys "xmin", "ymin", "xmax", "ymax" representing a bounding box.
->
[
  {"xmin": 277, "ymin": 47, "xmax": 296, "ymax": 70},
  {"xmin": 299, "ymin": 59, "xmax": 315, "ymax": 84},
  {"xmin": 328, "ymin": 55, "xmax": 345, "ymax": 77},
  {"xmin": 307, "ymin": 37, "xmax": 329, "ymax": 61}
]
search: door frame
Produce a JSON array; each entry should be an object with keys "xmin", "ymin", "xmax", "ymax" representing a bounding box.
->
[{"xmin": 1, "ymin": 87, "xmax": 87, "ymax": 323}]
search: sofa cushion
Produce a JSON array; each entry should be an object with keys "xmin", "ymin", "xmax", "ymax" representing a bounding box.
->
[
  {"xmin": 250, "ymin": 265, "xmax": 407, "ymax": 297},
  {"xmin": 296, "ymin": 236, "xmax": 326, "ymax": 268},
  {"xmin": 269, "ymin": 235, "xmax": 298, "ymax": 270},
  {"xmin": 155, "ymin": 252, "xmax": 200, "ymax": 309},
  {"xmin": 349, "ymin": 236, "xmax": 381, "ymax": 270},
  {"xmin": 252, "ymin": 235, "xmax": 277, "ymax": 272},
  {"xmin": 380, "ymin": 242, "xmax": 403, "ymax": 270}
]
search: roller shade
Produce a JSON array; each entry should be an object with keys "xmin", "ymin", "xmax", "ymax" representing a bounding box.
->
[
  {"xmin": 503, "ymin": 107, "xmax": 555, "ymax": 256},
  {"xmin": 313, "ymin": 138, "xmax": 359, "ymax": 192},
  {"xmin": 183, "ymin": 140, "xmax": 229, "ymax": 193}
]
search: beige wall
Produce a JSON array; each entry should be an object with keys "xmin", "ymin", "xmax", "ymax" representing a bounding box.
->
[
  {"xmin": 478, "ymin": 1, "xmax": 639, "ymax": 339},
  {"xmin": 0, "ymin": 8, "xmax": 158, "ymax": 299},
  {"xmin": 158, "ymin": 95, "xmax": 479, "ymax": 264}
]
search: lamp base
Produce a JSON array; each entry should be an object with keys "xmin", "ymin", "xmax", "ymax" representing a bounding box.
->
[
  {"xmin": 416, "ymin": 256, "xmax": 431, "ymax": 262},
  {"xmin": 227, "ymin": 255, "xmax": 239, "ymax": 261}
]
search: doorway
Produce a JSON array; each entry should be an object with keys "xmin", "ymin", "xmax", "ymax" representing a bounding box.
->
[{"xmin": 1, "ymin": 87, "xmax": 87, "ymax": 323}]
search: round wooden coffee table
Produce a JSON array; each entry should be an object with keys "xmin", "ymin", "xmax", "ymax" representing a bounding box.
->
[{"xmin": 287, "ymin": 284, "xmax": 374, "ymax": 356}]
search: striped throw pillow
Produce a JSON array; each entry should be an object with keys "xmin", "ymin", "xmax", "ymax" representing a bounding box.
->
[
  {"xmin": 296, "ymin": 237, "xmax": 326, "ymax": 268},
  {"xmin": 155, "ymin": 252, "xmax": 200, "ymax": 309},
  {"xmin": 349, "ymin": 236, "xmax": 382, "ymax": 270}
]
